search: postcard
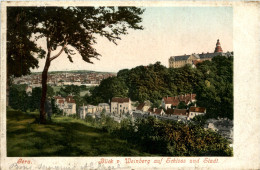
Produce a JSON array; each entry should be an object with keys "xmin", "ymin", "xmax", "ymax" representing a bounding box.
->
[{"xmin": 0, "ymin": 1, "xmax": 260, "ymax": 169}]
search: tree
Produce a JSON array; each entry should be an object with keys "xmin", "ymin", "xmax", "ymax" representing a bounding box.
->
[
  {"xmin": 7, "ymin": 7, "xmax": 45, "ymax": 106},
  {"xmin": 177, "ymin": 101, "xmax": 187, "ymax": 109},
  {"xmin": 90, "ymin": 77, "xmax": 128, "ymax": 105},
  {"xmin": 195, "ymin": 56, "xmax": 233, "ymax": 119},
  {"xmin": 58, "ymin": 85, "xmax": 80, "ymax": 97},
  {"xmin": 10, "ymin": 7, "xmax": 144, "ymax": 123},
  {"xmin": 7, "ymin": 7, "xmax": 45, "ymax": 79}
]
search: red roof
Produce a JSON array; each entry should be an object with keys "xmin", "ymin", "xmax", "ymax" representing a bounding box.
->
[
  {"xmin": 65, "ymin": 96, "xmax": 75, "ymax": 103},
  {"xmin": 136, "ymin": 103, "xmax": 145, "ymax": 111},
  {"xmin": 192, "ymin": 60, "xmax": 203, "ymax": 66},
  {"xmin": 173, "ymin": 109, "xmax": 187, "ymax": 116},
  {"xmin": 189, "ymin": 106, "xmax": 206, "ymax": 113},
  {"xmin": 166, "ymin": 108, "xmax": 174, "ymax": 115},
  {"xmin": 163, "ymin": 97, "xmax": 180, "ymax": 106},
  {"xmin": 54, "ymin": 96, "xmax": 64, "ymax": 100},
  {"xmin": 148, "ymin": 108, "xmax": 164, "ymax": 115},
  {"xmin": 58, "ymin": 100, "xmax": 64, "ymax": 104},
  {"xmin": 154, "ymin": 109, "xmax": 163, "ymax": 115},
  {"xmin": 163, "ymin": 94, "xmax": 196, "ymax": 106},
  {"xmin": 111, "ymin": 97, "xmax": 130, "ymax": 103}
]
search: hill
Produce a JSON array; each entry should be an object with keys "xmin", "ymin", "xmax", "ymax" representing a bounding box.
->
[{"xmin": 7, "ymin": 109, "xmax": 151, "ymax": 156}]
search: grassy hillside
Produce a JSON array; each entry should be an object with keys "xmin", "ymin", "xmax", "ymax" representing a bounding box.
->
[{"xmin": 7, "ymin": 109, "xmax": 151, "ymax": 156}]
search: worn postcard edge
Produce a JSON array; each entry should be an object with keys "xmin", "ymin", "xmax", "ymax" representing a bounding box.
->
[{"xmin": 0, "ymin": 1, "xmax": 260, "ymax": 169}]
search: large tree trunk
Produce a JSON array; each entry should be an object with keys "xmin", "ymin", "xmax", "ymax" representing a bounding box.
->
[
  {"xmin": 39, "ymin": 38, "xmax": 66, "ymax": 124},
  {"xmin": 39, "ymin": 52, "xmax": 51, "ymax": 124}
]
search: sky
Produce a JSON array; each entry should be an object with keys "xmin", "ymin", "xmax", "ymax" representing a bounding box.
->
[{"xmin": 31, "ymin": 7, "xmax": 233, "ymax": 73}]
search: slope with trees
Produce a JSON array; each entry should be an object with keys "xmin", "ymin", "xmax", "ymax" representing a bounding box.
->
[{"xmin": 88, "ymin": 56, "xmax": 233, "ymax": 119}]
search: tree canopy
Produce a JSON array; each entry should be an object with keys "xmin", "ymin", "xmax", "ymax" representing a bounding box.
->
[{"xmin": 7, "ymin": 7, "xmax": 45, "ymax": 80}]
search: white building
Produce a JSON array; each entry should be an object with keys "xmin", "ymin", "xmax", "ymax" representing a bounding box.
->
[
  {"xmin": 111, "ymin": 97, "xmax": 131, "ymax": 115},
  {"xmin": 188, "ymin": 106, "xmax": 206, "ymax": 119},
  {"xmin": 97, "ymin": 103, "xmax": 110, "ymax": 113},
  {"xmin": 54, "ymin": 96, "xmax": 77, "ymax": 115}
]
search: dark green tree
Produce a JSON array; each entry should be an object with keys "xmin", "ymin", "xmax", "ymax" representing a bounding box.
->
[
  {"xmin": 195, "ymin": 56, "xmax": 233, "ymax": 119},
  {"xmin": 177, "ymin": 101, "xmax": 187, "ymax": 109},
  {"xmin": 90, "ymin": 77, "xmax": 128, "ymax": 105}
]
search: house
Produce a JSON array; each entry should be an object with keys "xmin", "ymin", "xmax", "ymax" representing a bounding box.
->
[
  {"xmin": 97, "ymin": 103, "xmax": 110, "ymax": 113},
  {"xmin": 173, "ymin": 109, "xmax": 188, "ymax": 116},
  {"xmin": 54, "ymin": 95, "xmax": 76, "ymax": 115},
  {"xmin": 162, "ymin": 96, "xmax": 179, "ymax": 110},
  {"xmin": 136, "ymin": 101, "xmax": 151, "ymax": 112},
  {"xmin": 165, "ymin": 108, "xmax": 174, "ymax": 116},
  {"xmin": 111, "ymin": 97, "xmax": 131, "ymax": 115},
  {"xmin": 162, "ymin": 93, "xmax": 196, "ymax": 110},
  {"xmin": 148, "ymin": 108, "xmax": 165, "ymax": 116},
  {"xmin": 63, "ymin": 96, "xmax": 77, "ymax": 115},
  {"xmin": 85, "ymin": 105, "xmax": 97, "ymax": 114},
  {"xmin": 188, "ymin": 106, "xmax": 206, "ymax": 119}
]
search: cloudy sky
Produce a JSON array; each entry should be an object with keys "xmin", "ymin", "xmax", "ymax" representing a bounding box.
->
[{"xmin": 32, "ymin": 6, "xmax": 233, "ymax": 73}]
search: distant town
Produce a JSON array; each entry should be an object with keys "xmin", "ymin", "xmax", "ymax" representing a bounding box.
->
[{"xmin": 13, "ymin": 71, "xmax": 117, "ymax": 87}]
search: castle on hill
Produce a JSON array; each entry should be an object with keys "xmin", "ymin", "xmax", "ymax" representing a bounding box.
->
[{"xmin": 168, "ymin": 39, "xmax": 233, "ymax": 68}]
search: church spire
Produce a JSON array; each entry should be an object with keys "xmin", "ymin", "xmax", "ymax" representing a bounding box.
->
[{"xmin": 214, "ymin": 39, "xmax": 223, "ymax": 53}]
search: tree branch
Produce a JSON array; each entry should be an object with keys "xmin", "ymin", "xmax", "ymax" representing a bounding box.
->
[{"xmin": 50, "ymin": 41, "xmax": 68, "ymax": 62}]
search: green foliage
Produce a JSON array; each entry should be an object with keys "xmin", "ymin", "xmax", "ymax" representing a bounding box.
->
[
  {"xmin": 9, "ymin": 86, "xmax": 54, "ymax": 112},
  {"xmin": 7, "ymin": 7, "xmax": 45, "ymax": 80},
  {"xmin": 88, "ymin": 56, "xmax": 233, "ymax": 120},
  {"xmin": 88, "ymin": 77, "xmax": 128, "ymax": 105},
  {"xmin": 195, "ymin": 56, "xmax": 233, "ymax": 119},
  {"xmin": 51, "ymin": 98, "xmax": 62, "ymax": 115},
  {"xmin": 82, "ymin": 113, "xmax": 232, "ymax": 156},
  {"xmin": 9, "ymin": 86, "xmax": 30, "ymax": 112},
  {"xmin": 177, "ymin": 101, "xmax": 187, "ymax": 109},
  {"xmin": 7, "ymin": 110, "xmax": 151, "ymax": 156},
  {"xmin": 58, "ymin": 85, "xmax": 81, "ymax": 97}
]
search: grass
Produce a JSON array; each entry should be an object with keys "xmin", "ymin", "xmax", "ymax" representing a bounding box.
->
[
  {"xmin": 7, "ymin": 109, "xmax": 152, "ymax": 156},
  {"xmin": 80, "ymin": 90, "xmax": 89, "ymax": 97},
  {"xmin": 52, "ymin": 86, "xmax": 61, "ymax": 93}
]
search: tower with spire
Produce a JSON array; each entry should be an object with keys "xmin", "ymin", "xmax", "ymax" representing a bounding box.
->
[{"xmin": 214, "ymin": 39, "xmax": 223, "ymax": 53}]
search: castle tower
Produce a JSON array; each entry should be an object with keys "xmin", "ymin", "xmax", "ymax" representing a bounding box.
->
[{"xmin": 214, "ymin": 39, "xmax": 223, "ymax": 53}]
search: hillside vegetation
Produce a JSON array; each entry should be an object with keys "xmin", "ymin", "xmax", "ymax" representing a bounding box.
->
[
  {"xmin": 87, "ymin": 56, "xmax": 233, "ymax": 119},
  {"xmin": 7, "ymin": 109, "xmax": 151, "ymax": 156}
]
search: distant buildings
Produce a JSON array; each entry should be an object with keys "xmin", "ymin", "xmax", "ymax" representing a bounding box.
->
[
  {"xmin": 13, "ymin": 72, "xmax": 116, "ymax": 87},
  {"xmin": 169, "ymin": 39, "xmax": 233, "ymax": 68}
]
